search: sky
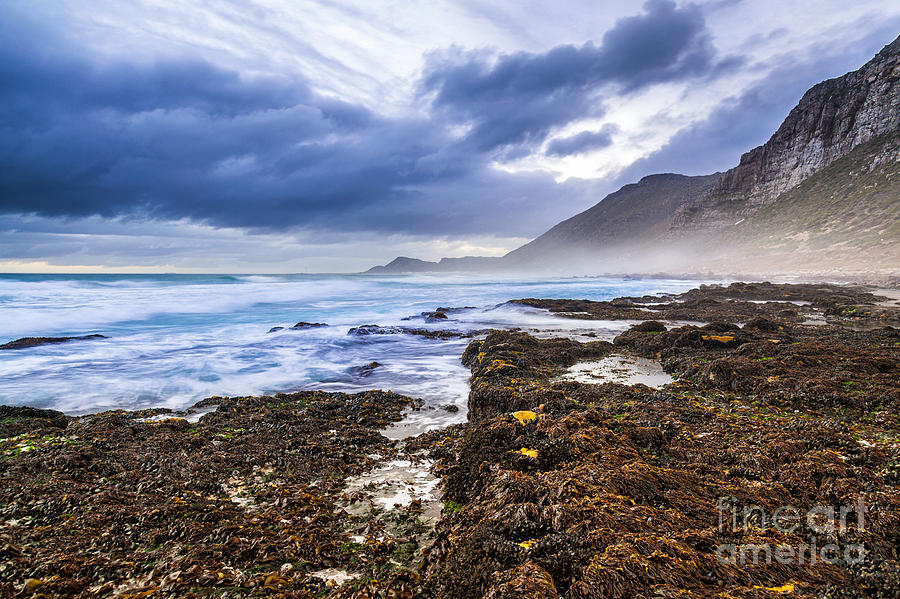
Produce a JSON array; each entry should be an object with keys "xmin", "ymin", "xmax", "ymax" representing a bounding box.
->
[{"xmin": 1, "ymin": 0, "xmax": 898, "ymax": 273}]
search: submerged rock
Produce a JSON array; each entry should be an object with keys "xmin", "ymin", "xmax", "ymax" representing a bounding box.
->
[
  {"xmin": 0, "ymin": 334, "xmax": 106, "ymax": 350},
  {"xmin": 349, "ymin": 361, "xmax": 382, "ymax": 377},
  {"xmin": 348, "ymin": 324, "xmax": 403, "ymax": 335},
  {"xmin": 348, "ymin": 324, "xmax": 486, "ymax": 340},
  {"xmin": 293, "ymin": 321, "xmax": 328, "ymax": 329},
  {"xmin": 403, "ymin": 328, "xmax": 486, "ymax": 340},
  {"xmin": 403, "ymin": 306, "xmax": 476, "ymax": 322},
  {"xmin": 268, "ymin": 321, "xmax": 328, "ymax": 333}
]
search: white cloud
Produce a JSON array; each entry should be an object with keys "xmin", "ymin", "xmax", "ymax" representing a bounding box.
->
[{"xmin": 3, "ymin": 0, "xmax": 899, "ymax": 271}]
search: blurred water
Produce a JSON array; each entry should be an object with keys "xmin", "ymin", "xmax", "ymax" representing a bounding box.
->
[{"xmin": 0, "ymin": 273, "xmax": 707, "ymax": 431}]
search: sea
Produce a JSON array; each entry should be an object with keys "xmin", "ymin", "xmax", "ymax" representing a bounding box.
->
[{"xmin": 0, "ymin": 273, "xmax": 710, "ymax": 432}]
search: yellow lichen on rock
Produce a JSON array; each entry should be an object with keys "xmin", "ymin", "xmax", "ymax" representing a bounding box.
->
[
  {"xmin": 512, "ymin": 410, "xmax": 537, "ymax": 425},
  {"xmin": 754, "ymin": 582, "xmax": 795, "ymax": 593},
  {"xmin": 264, "ymin": 573, "xmax": 290, "ymax": 588},
  {"xmin": 701, "ymin": 334, "xmax": 734, "ymax": 343},
  {"xmin": 487, "ymin": 359, "xmax": 517, "ymax": 373},
  {"xmin": 22, "ymin": 579, "xmax": 43, "ymax": 594}
]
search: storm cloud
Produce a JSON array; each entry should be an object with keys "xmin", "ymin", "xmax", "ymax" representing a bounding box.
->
[
  {"xmin": 0, "ymin": 1, "xmax": 733, "ymax": 237},
  {"xmin": 546, "ymin": 126, "xmax": 618, "ymax": 156},
  {"xmin": 420, "ymin": 0, "xmax": 737, "ymax": 152},
  {"xmin": 612, "ymin": 16, "xmax": 900, "ymax": 181},
  {"xmin": 0, "ymin": 0, "xmax": 897, "ymax": 271}
]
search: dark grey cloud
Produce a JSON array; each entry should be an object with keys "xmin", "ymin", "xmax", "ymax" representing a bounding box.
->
[
  {"xmin": 0, "ymin": 13, "xmax": 454, "ymax": 232},
  {"xmin": 613, "ymin": 21, "xmax": 900, "ymax": 181},
  {"xmin": 545, "ymin": 125, "xmax": 617, "ymax": 156},
  {"xmin": 420, "ymin": 0, "xmax": 738, "ymax": 152},
  {"xmin": 0, "ymin": 0, "xmax": 735, "ymax": 238}
]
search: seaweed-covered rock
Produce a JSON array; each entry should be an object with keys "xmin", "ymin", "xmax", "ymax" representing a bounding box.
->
[
  {"xmin": 423, "ymin": 319, "xmax": 900, "ymax": 598},
  {"xmin": 463, "ymin": 331, "xmax": 612, "ymax": 421},
  {"xmin": 826, "ymin": 304, "xmax": 900, "ymax": 325},
  {"xmin": 512, "ymin": 282, "xmax": 895, "ymax": 326},
  {"xmin": 743, "ymin": 317, "xmax": 786, "ymax": 333},
  {"xmin": 483, "ymin": 562, "xmax": 558, "ymax": 599},
  {"xmin": 614, "ymin": 321, "xmax": 753, "ymax": 356},
  {"xmin": 0, "ymin": 406, "xmax": 70, "ymax": 437},
  {"xmin": 347, "ymin": 324, "xmax": 481, "ymax": 340},
  {"xmin": 0, "ymin": 390, "xmax": 424, "ymax": 598},
  {"xmin": 630, "ymin": 320, "xmax": 668, "ymax": 333}
]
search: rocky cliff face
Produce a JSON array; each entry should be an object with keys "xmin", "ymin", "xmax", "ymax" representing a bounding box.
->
[
  {"xmin": 672, "ymin": 35, "xmax": 900, "ymax": 230},
  {"xmin": 688, "ymin": 133, "xmax": 900, "ymax": 278}
]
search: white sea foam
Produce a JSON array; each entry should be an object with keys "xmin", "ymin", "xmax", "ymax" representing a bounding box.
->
[{"xmin": 0, "ymin": 274, "xmax": 708, "ymax": 422}]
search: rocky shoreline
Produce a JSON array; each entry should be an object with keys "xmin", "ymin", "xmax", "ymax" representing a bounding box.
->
[{"xmin": 2, "ymin": 282, "xmax": 898, "ymax": 598}]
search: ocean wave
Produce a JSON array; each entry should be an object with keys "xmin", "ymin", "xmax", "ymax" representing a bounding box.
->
[{"xmin": 0, "ymin": 274, "xmax": 709, "ymax": 417}]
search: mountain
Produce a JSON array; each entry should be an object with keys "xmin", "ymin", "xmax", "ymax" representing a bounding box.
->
[
  {"xmin": 365, "ymin": 255, "xmax": 501, "ymax": 274},
  {"xmin": 365, "ymin": 257, "xmax": 441, "ymax": 274},
  {"xmin": 366, "ymin": 35, "xmax": 900, "ymax": 277},
  {"xmin": 503, "ymin": 173, "xmax": 721, "ymax": 267}
]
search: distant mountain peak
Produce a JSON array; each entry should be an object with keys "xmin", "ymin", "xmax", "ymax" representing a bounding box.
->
[
  {"xmin": 364, "ymin": 255, "xmax": 501, "ymax": 274},
  {"xmin": 365, "ymin": 257, "xmax": 438, "ymax": 274}
]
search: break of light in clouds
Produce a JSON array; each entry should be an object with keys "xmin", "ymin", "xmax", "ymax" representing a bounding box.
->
[{"xmin": 1, "ymin": 0, "xmax": 899, "ymax": 272}]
